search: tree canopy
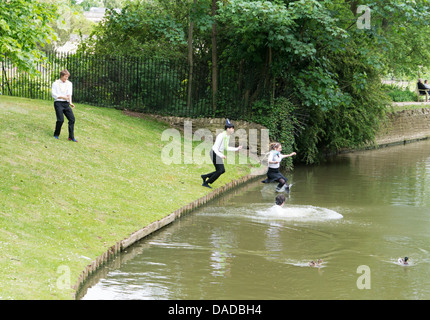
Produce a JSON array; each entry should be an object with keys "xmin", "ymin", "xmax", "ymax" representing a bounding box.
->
[
  {"xmin": 4, "ymin": 0, "xmax": 430, "ymax": 163},
  {"xmin": 0, "ymin": 0, "xmax": 57, "ymax": 73}
]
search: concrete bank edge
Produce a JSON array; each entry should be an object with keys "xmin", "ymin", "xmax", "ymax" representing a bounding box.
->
[{"xmin": 72, "ymin": 166, "xmax": 267, "ymax": 299}]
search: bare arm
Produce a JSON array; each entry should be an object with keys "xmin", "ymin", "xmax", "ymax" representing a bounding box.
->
[{"xmin": 282, "ymin": 152, "xmax": 296, "ymax": 159}]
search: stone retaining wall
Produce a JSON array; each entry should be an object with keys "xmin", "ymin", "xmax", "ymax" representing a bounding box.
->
[
  {"xmin": 375, "ymin": 108, "xmax": 430, "ymax": 146},
  {"xmin": 124, "ymin": 112, "xmax": 269, "ymax": 154},
  {"xmin": 137, "ymin": 108, "xmax": 430, "ymax": 150}
]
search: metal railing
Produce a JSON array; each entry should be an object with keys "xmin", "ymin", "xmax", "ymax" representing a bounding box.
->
[{"xmin": 1, "ymin": 52, "xmax": 273, "ymax": 120}]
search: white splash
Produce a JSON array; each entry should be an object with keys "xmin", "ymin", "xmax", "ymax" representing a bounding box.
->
[{"xmin": 256, "ymin": 205, "xmax": 343, "ymax": 222}]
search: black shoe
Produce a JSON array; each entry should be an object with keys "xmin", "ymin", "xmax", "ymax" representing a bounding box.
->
[
  {"xmin": 201, "ymin": 174, "xmax": 208, "ymax": 184},
  {"xmin": 202, "ymin": 182, "xmax": 212, "ymax": 189}
]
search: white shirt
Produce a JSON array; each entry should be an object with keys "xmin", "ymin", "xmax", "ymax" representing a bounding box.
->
[
  {"xmin": 52, "ymin": 79, "xmax": 73, "ymax": 101},
  {"xmin": 268, "ymin": 150, "xmax": 282, "ymax": 169},
  {"xmin": 212, "ymin": 131, "xmax": 239, "ymax": 158}
]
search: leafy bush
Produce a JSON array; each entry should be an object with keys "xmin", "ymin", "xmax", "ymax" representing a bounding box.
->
[
  {"xmin": 248, "ymin": 97, "xmax": 299, "ymax": 170},
  {"xmin": 383, "ymin": 84, "xmax": 416, "ymax": 102}
]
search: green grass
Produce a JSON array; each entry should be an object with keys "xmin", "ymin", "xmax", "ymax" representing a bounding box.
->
[{"xmin": 0, "ymin": 96, "xmax": 254, "ymax": 299}]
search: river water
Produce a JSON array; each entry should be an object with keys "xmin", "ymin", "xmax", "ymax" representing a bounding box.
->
[{"xmin": 79, "ymin": 140, "xmax": 430, "ymax": 300}]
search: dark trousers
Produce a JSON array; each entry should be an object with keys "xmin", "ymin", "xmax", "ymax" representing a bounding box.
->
[
  {"xmin": 262, "ymin": 167, "xmax": 288, "ymax": 189},
  {"xmin": 54, "ymin": 101, "xmax": 75, "ymax": 139},
  {"xmin": 204, "ymin": 150, "xmax": 226, "ymax": 184}
]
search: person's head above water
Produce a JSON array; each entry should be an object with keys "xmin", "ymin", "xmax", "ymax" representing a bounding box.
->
[
  {"xmin": 275, "ymin": 194, "xmax": 286, "ymax": 206},
  {"xmin": 398, "ymin": 256, "xmax": 409, "ymax": 265}
]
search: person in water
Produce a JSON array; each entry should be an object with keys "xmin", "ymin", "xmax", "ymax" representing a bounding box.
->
[
  {"xmin": 275, "ymin": 194, "xmax": 286, "ymax": 207},
  {"xmin": 309, "ymin": 259, "xmax": 323, "ymax": 267},
  {"xmin": 262, "ymin": 142, "xmax": 296, "ymax": 192},
  {"xmin": 201, "ymin": 119, "xmax": 242, "ymax": 189},
  {"xmin": 398, "ymin": 257, "xmax": 409, "ymax": 265}
]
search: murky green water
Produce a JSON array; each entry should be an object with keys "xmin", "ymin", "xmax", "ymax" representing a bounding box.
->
[{"xmin": 80, "ymin": 140, "xmax": 430, "ymax": 300}]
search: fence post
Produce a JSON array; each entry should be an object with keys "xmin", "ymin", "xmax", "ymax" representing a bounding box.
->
[{"xmin": 2, "ymin": 63, "xmax": 13, "ymax": 96}]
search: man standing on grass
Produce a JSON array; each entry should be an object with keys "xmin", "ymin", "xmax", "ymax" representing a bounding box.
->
[
  {"xmin": 201, "ymin": 119, "xmax": 242, "ymax": 189},
  {"xmin": 51, "ymin": 69, "xmax": 77, "ymax": 142}
]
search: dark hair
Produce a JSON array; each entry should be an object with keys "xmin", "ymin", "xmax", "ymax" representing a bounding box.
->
[
  {"xmin": 225, "ymin": 118, "xmax": 234, "ymax": 130},
  {"xmin": 275, "ymin": 194, "xmax": 286, "ymax": 206}
]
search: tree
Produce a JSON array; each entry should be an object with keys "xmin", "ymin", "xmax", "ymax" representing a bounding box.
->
[
  {"xmin": 187, "ymin": 0, "xmax": 197, "ymax": 109},
  {"xmin": 71, "ymin": 0, "xmax": 430, "ymax": 163},
  {"xmin": 327, "ymin": 0, "xmax": 430, "ymax": 76},
  {"xmin": 38, "ymin": 0, "xmax": 95, "ymax": 52},
  {"xmin": 215, "ymin": 0, "xmax": 430, "ymax": 163},
  {"xmin": 211, "ymin": 0, "xmax": 218, "ymax": 111},
  {"xmin": 78, "ymin": 0, "xmax": 188, "ymax": 58},
  {"xmin": 0, "ymin": 0, "xmax": 57, "ymax": 73}
]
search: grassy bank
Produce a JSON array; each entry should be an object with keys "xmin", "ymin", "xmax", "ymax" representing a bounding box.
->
[
  {"xmin": 0, "ymin": 96, "xmax": 255, "ymax": 299},
  {"xmin": 389, "ymin": 101, "xmax": 430, "ymax": 112}
]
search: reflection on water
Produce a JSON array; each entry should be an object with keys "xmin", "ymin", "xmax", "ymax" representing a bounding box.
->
[{"xmin": 79, "ymin": 140, "xmax": 430, "ymax": 300}]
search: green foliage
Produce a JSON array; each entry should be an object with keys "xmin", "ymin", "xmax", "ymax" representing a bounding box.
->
[
  {"xmin": 76, "ymin": 0, "xmax": 103, "ymax": 11},
  {"xmin": 367, "ymin": 0, "xmax": 430, "ymax": 77},
  {"xmin": 216, "ymin": 0, "xmax": 346, "ymax": 68},
  {"xmin": 77, "ymin": 0, "xmax": 188, "ymax": 59},
  {"xmin": 0, "ymin": 0, "xmax": 57, "ymax": 74},
  {"xmin": 213, "ymin": 0, "xmax": 394, "ymax": 163},
  {"xmin": 383, "ymin": 84, "xmax": 416, "ymax": 102},
  {"xmin": 41, "ymin": 0, "xmax": 95, "ymax": 52},
  {"xmin": 248, "ymin": 97, "xmax": 299, "ymax": 169},
  {"xmin": 290, "ymin": 43, "xmax": 390, "ymax": 163},
  {"xmin": 5, "ymin": 0, "xmax": 430, "ymax": 164}
]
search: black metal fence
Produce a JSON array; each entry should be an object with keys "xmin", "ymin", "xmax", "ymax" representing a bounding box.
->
[{"xmin": 1, "ymin": 52, "xmax": 273, "ymax": 120}]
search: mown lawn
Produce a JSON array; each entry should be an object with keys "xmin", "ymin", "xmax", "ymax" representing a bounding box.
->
[{"xmin": 0, "ymin": 96, "xmax": 254, "ymax": 299}]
